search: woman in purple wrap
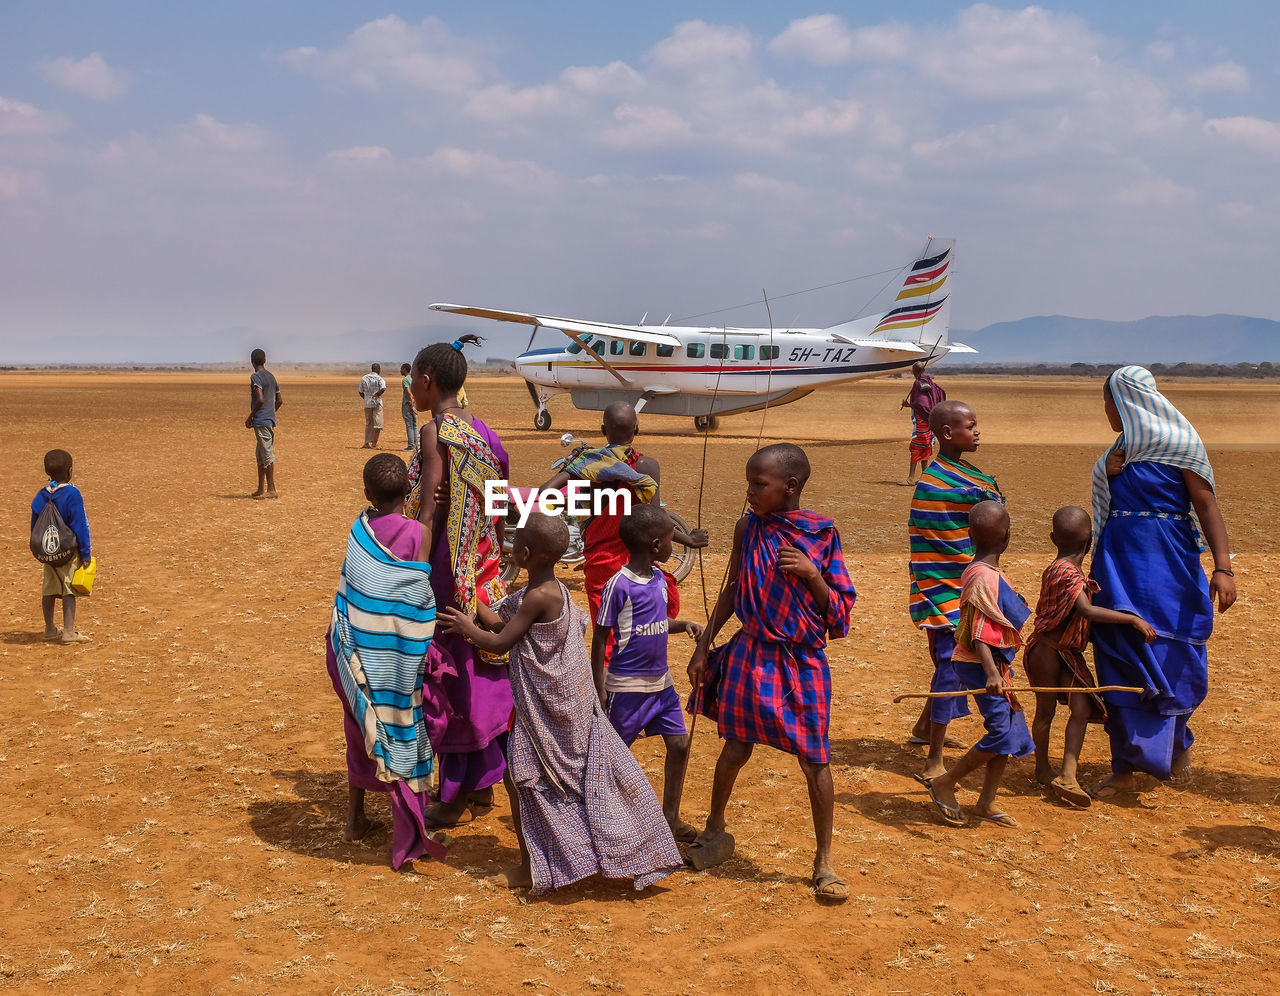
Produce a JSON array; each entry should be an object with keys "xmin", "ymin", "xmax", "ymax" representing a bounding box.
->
[{"xmin": 407, "ymin": 335, "xmax": 514, "ymax": 828}]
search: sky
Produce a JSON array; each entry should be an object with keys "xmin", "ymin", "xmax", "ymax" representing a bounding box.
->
[{"xmin": 2, "ymin": 2, "xmax": 1278, "ymax": 361}]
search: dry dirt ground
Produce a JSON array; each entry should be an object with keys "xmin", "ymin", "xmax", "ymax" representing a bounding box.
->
[{"xmin": 1, "ymin": 372, "xmax": 1278, "ymax": 994}]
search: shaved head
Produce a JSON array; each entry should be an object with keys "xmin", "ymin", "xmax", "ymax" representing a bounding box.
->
[
  {"xmin": 912, "ymin": 361, "xmax": 926, "ymax": 377},
  {"xmin": 518, "ymin": 510, "xmax": 570, "ymax": 562},
  {"xmin": 602, "ymin": 401, "xmax": 638, "ymax": 443},
  {"xmin": 929, "ymin": 400, "xmax": 973, "ymax": 436},
  {"xmin": 1051, "ymin": 505, "xmax": 1092, "ymax": 554},
  {"xmin": 750, "ymin": 442, "xmax": 811, "ymax": 485},
  {"xmin": 968, "ymin": 500, "xmax": 1009, "ymax": 549}
]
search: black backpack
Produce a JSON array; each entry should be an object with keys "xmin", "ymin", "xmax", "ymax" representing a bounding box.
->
[{"xmin": 31, "ymin": 498, "xmax": 78, "ymax": 566}]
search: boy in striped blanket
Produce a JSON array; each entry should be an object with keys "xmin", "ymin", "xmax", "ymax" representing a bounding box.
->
[
  {"xmin": 906, "ymin": 400, "xmax": 1003, "ymax": 783},
  {"xmin": 326, "ymin": 454, "xmax": 446, "ymax": 869}
]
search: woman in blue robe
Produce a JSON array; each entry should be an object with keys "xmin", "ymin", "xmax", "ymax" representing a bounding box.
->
[{"xmin": 1089, "ymin": 366, "xmax": 1236, "ymax": 797}]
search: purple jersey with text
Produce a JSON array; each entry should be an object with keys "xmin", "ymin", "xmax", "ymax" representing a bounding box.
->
[{"xmin": 596, "ymin": 567, "xmax": 672, "ymax": 692}]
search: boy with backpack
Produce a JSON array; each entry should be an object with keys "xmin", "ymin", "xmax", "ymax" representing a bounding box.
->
[{"xmin": 30, "ymin": 449, "xmax": 92, "ymax": 644}]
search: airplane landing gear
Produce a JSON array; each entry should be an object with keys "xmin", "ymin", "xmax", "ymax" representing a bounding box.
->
[
  {"xmin": 534, "ymin": 409, "xmax": 552, "ymax": 431},
  {"xmin": 694, "ymin": 414, "xmax": 719, "ymax": 432}
]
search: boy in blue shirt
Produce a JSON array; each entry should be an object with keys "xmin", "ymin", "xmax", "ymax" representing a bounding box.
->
[
  {"xmin": 31, "ymin": 449, "xmax": 92, "ymax": 644},
  {"xmin": 592, "ymin": 504, "xmax": 703, "ymax": 842}
]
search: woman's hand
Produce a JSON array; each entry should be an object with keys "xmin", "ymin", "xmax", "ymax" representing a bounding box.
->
[
  {"xmin": 1210, "ymin": 571, "xmax": 1237, "ymax": 613},
  {"xmin": 1105, "ymin": 447, "xmax": 1126, "ymax": 477}
]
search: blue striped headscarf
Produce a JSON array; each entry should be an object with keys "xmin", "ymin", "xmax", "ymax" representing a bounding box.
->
[{"xmin": 1091, "ymin": 365, "xmax": 1214, "ymax": 547}]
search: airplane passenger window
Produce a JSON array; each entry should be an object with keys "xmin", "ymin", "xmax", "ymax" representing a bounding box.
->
[
  {"xmin": 710, "ymin": 343, "xmax": 728, "ymax": 359},
  {"xmin": 734, "ymin": 344, "xmax": 754, "ymax": 360},
  {"xmin": 687, "ymin": 343, "xmax": 705, "ymax": 358},
  {"xmin": 566, "ymin": 341, "xmax": 583, "ymax": 354},
  {"xmin": 629, "ymin": 341, "xmax": 647, "ymax": 356},
  {"xmin": 657, "ymin": 344, "xmax": 674, "ymax": 357},
  {"xmin": 610, "ymin": 339, "xmax": 624, "ymax": 355},
  {"xmin": 761, "ymin": 345, "xmax": 780, "ymax": 360}
]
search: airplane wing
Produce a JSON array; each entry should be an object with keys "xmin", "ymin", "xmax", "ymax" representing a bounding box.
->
[
  {"xmin": 429, "ymin": 303, "xmax": 682, "ymax": 348},
  {"xmin": 827, "ymin": 335, "xmax": 928, "ymax": 354}
]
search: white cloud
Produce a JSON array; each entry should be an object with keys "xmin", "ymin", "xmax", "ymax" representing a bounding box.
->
[
  {"xmin": 0, "ymin": 95, "xmax": 66, "ymax": 137},
  {"xmin": 0, "ymin": 164, "xmax": 43, "ymax": 199},
  {"xmin": 1113, "ymin": 176, "xmax": 1196, "ymax": 206},
  {"xmin": 1204, "ymin": 116, "xmax": 1280, "ymax": 157},
  {"xmin": 1186, "ymin": 60, "xmax": 1249, "ymax": 94},
  {"xmin": 278, "ymin": 15, "xmax": 487, "ymax": 94},
  {"xmin": 600, "ymin": 104, "xmax": 692, "ymax": 148},
  {"xmin": 769, "ymin": 15, "xmax": 910, "ymax": 65},
  {"xmin": 175, "ymin": 113, "xmax": 271, "ymax": 153},
  {"xmin": 326, "ymin": 145, "xmax": 392, "ymax": 165},
  {"xmin": 1145, "ymin": 40, "xmax": 1175, "ymax": 62},
  {"xmin": 420, "ymin": 147, "xmax": 556, "ymax": 188},
  {"xmin": 649, "ymin": 21, "xmax": 752, "ymax": 73},
  {"xmin": 36, "ymin": 52, "xmax": 131, "ymax": 100}
]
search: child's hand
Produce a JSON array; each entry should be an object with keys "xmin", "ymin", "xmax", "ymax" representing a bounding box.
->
[
  {"xmin": 1131, "ymin": 616, "xmax": 1158, "ymax": 643},
  {"xmin": 685, "ymin": 528, "xmax": 709, "ymax": 550},
  {"xmin": 777, "ymin": 545, "xmax": 817, "ymax": 580},
  {"xmin": 438, "ymin": 606, "xmax": 476, "ymax": 638},
  {"xmin": 684, "ymin": 621, "xmax": 704, "ymax": 641}
]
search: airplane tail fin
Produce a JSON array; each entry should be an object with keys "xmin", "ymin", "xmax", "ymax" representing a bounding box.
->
[{"xmin": 824, "ymin": 238, "xmax": 954, "ymax": 353}]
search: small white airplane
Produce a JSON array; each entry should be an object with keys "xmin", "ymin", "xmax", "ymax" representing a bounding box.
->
[{"xmin": 431, "ymin": 237, "xmax": 974, "ymax": 431}]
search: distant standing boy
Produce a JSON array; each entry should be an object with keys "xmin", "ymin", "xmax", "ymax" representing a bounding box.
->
[
  {"xmin": 441, "ymin": 512, "xmax": 682, "ymax": 894},
  {"xmin": 592, "ymin": 504, "xmax": 704, "ymax": 842},
  {"xmin": 1025, "ymin": 506, "xmax": 1156, "ymax": 808},
  {"xmin": 400, "ymin": 362, "xmax": 417, "ymax": 451},
  {"xmin": 687, "ymin": 443, "xmax": 857, "ymax": 904},
  {"xmin": 907, "ymin": 400, "xmax": 1003, "ymax": 781},
  {"xmin": 245, "ymin": 348, "xmax": 282, "ymax": 498},
  {"xmin": 925, "ymin": 501, "xmax": 1033, "ymax": 828},
  {"xmin": 359, "ymin": 363, "xmax": 387, "ymax": 449},
  {"xmin": 32, "ymin": 449, "xmax": 92, "ymax": 644}
]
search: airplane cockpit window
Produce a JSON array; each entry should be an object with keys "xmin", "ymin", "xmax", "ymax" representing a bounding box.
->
[
  {"xmin": 566, "ymin": 341, "xmax": 583, "ymax": 354},
  {"xmin": 687, "ymin": 343, "xmax": 705, "ymax": 358},
  {"xmin": 761, "ymin": 345, "xmax": 780, "ymax": 360},
  {"xmin": 657, "ymin": 344, "xmax": 675, "ymax": 357},
  {"xmin": 734, "ymin": 344, "xmax": 754, "ymax": 360},
  {"xmin": 609, "ymin": 339, "xmax": 625, "ymax": 355},
  {"xmin": 629, "ymin": 341, "xmax": 647, "ymax": 356},
  {"xmin": 709, "ymin": 343, "xmax": 728, "ymax": 360}
]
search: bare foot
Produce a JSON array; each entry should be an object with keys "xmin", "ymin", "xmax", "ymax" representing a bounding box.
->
[
  {"xmin": 1035, "ymin": 766, "xmax": 1058, "ymax": 787},
  {"xmin": 344, "ymin": 815, "xmax": 385, "ymax": 842},
  {"xmin": 42, "ymin": 629, "xmax": 62, "ymax": 642},
  {"xmin": 265, "ymin": 490, "xmax": 279, "ymax": 499},
  {"xmin": 424, "ymin": 798, "xmax": 475, "ymax": 828},
  {"xmin": 668, "ymin": 818, "xmax": 699, "ymax": 843},
  {"xmin": 1170, "ymin": 748, "xmax": 1193, "ymax": 784},
  {"xmin": 250, "ymin": 490, "xmax": 264, "ymax": 498},
  {"xmin": 489, "ymin": 865, "xmax": 533, "ymax": 890}
]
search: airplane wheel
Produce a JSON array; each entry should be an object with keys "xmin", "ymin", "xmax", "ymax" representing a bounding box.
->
[
  {"xmin": 694, "ymin": 414, "xmax": 719, "ymax": 432},
  {"xmin": 534, "ymin": 409, "xmax": 552, "ymax": 431}
]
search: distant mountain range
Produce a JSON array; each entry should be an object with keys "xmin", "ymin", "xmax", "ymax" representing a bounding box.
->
[
  {"xmin": 951, "ymin": 314, "xmax": 1280, "ymax": 365},
  {"xmin": 6, "ymin": 313, "xmax": 1278, "ymax": 366}
]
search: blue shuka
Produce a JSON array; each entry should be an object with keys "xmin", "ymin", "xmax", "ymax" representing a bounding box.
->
[{"xmin": 329, "ymin": 512, "xmax": 437, "ymax": 792}]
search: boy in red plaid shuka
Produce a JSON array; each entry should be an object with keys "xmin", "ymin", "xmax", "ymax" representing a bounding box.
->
[{"xmin": 687, "ymin": 443, "xmax": 856, "ymax": 904}]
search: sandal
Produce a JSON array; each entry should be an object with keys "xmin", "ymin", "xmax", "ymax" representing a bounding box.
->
[
  {"xmin": 813, "ymin": 872, "xmax": 849, "ymax": 904},
  {"xmin": 1049, "ymin": 776, "xmax": 1092, "ymax": 809},
  {"xmin": 685, "ymin": 831, "xmax": 735, "ymax": 870},
  {"xmin": 973, "ymin": 810, "xmax": 1018, "ymax": 828},
  {"xmin": 927, "ymin": 783, "xmax": 965, "ymax": 827}
]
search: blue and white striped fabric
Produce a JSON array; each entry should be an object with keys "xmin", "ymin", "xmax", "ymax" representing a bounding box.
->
[
  {"xmin": 1091, "ymin": 365, "xmax": 1214, "ymax": 547},
  {"xmin": 330, "ymin": 512, "xmax": 437, "ymax": 791}
]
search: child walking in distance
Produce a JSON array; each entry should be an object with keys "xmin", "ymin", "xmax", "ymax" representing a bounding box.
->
[
  {"xmin": 440, "ymin": 512, "xmax": 682, "ymax": 894},
  {"xmin": 926, "ymin": 501, "xmax": 1033, "ymax": 828},
  {"xmin": 592, "ymin": 504, "xmax": 704, "ymax": 842},
  {"xmin": 31, "ymin": 449, "xmax": 92, "ymax": 644},
  {"xmin": 326, "ymin": 454, "xmax": 448, "ymax": 869},
  {"xmin": 687, "ymin": 443, "xmax": 857, "ymax": 904},
  {"xmin": 245, "ymin": 347, "xmax": 282, "ymax": 498},
  {"xmin": 907, "ymin": 400, "xmax": 1004, "ymax": 782},
  {"xmin": 1025, "ymin": 506, "xmax": 1157, "ymax": 808}
]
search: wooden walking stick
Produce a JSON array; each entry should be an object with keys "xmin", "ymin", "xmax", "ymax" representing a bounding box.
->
[{"xmin": 893, "ymin": 685, "xmax": 1144, "ymax": 704}]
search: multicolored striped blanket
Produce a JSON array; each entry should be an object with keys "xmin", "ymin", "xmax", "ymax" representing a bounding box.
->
[
  {"xmin": 329, "ymin": 512, "xmax": 437, "ymax": 791},
  {"xmin": 908, "ymin": 455, "xmax": 1003, "ymax": 629}
]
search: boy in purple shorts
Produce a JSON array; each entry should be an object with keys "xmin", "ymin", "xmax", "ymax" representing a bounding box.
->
[{"xmin": 592, "ymin": 504, "xmax": 703, "ymax": 843}]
